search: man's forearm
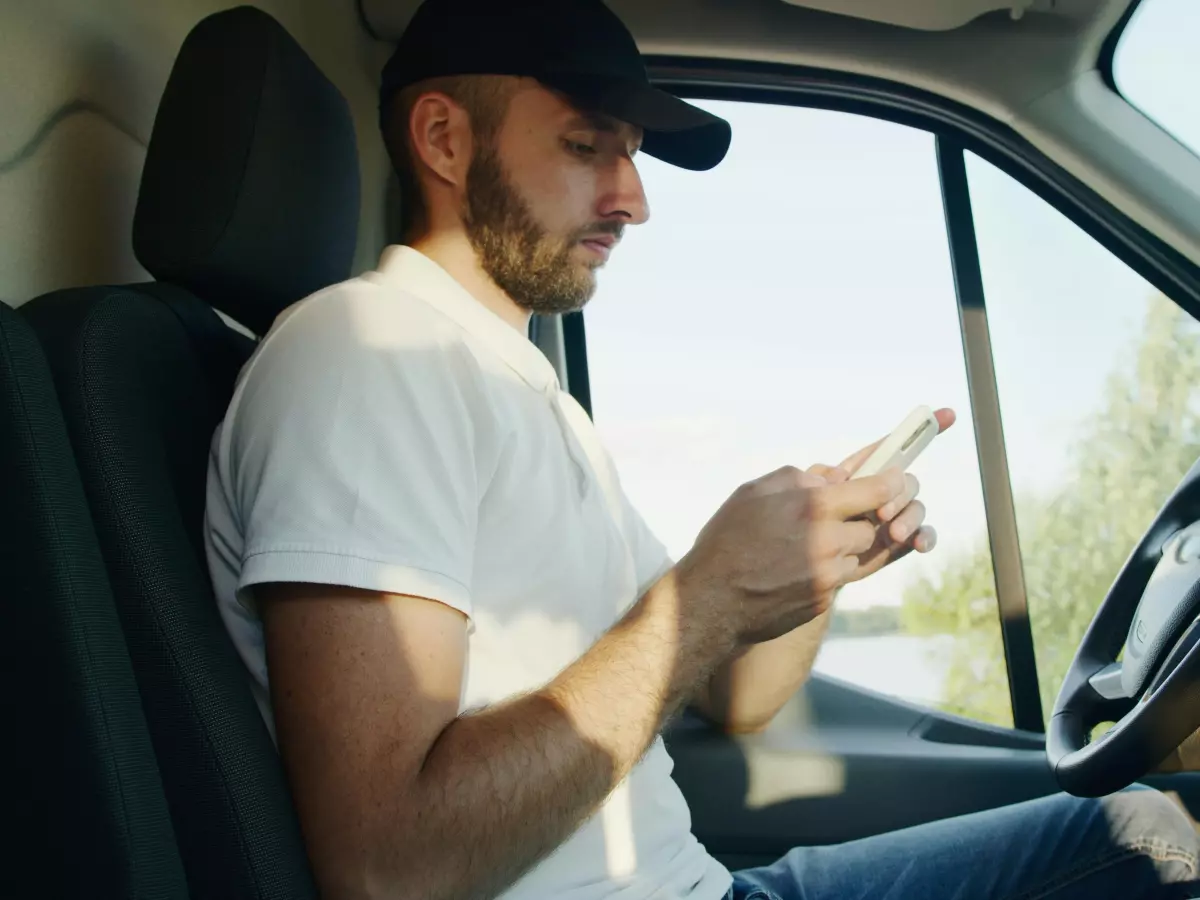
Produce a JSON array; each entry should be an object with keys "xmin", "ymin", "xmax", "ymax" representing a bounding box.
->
[
  {"xmin": 697, "ymin": 607, "xmax": 832, "ymax": 733},
  {"xmin": 380, "ymin": 571, "xmax": 731, "ymax": 900}
]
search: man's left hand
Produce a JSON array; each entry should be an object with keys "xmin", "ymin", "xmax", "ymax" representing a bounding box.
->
[{"xmin": 807, "ymin": 407, "xmax": 956, "ymax": 584}]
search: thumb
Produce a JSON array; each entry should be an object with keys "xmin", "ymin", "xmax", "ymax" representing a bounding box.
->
[{"xmin": 840, "ymin": 437, "xmax": 884, "ymax": 476}]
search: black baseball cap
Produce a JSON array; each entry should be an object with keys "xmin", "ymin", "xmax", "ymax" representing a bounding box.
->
[{"xmin": 378, "ymin": 0, "xmax": 731, "ymax": 171}]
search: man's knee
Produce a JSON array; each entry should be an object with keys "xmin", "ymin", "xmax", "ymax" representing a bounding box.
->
[{"xmin": 1098, "ymin": 786, "xmax": 1199, "ymax": 854}]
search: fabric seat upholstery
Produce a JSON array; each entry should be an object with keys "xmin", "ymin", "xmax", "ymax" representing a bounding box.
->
[
  {"xmin": 0, "ymin": 301, "xmax": 188, "ymax": 899},
  {"xmin": 21, "ymin": 6, "xmax": 360, "ymax": 898}
]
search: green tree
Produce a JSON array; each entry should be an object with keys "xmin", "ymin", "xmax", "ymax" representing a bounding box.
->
[{"xmin": 901, "ymin": 294, "xmax": 1200, "ymax": 728}]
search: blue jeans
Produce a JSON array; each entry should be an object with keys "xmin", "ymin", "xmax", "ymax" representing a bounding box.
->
[{"xmin": 727, "ymin": 786, "xmax": 1200, "ymax": 899}]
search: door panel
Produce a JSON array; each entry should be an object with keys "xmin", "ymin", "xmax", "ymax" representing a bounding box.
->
[
  {"xmin": 669, "ymin": 674, "xmax": 1200, "ymax": 869},
  {"xmin": 668, "ymin": 676, "xmax": 1052, "ymax": 868}
]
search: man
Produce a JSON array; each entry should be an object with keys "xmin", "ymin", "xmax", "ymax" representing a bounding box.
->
[{"xmin": 204, "ymin": 0, "xmax": 1200, "ymax": 897}]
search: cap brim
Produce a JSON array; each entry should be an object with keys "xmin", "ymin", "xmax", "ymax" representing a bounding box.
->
[{"xmin": 548, "ymin": 75, "xmax": 731, "ymax": 171}]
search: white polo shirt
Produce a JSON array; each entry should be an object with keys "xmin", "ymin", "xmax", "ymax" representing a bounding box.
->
[{"xmin": 203, "ymin": 245, "xmax": 732, "ymax": 900}]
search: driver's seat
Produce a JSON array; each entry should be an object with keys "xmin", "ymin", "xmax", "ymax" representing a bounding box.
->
[{"xmin": 21, "ymin": 7, "xmax": 360, "ymax": 897}]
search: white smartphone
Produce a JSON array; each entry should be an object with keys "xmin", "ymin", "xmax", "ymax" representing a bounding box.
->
[{"xmin": 851, "ymin": 405, "xmax": 940, "ymax": 479}]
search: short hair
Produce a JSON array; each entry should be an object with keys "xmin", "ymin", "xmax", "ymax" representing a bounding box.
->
[{"xmin": 382, "ymin": 75, "xmax": 519, "ymax": 242}]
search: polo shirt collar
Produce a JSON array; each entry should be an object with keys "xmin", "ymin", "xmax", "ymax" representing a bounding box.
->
[{"xmin": 375, "ymin": 244, "xmax": 559, "ymax": 395}]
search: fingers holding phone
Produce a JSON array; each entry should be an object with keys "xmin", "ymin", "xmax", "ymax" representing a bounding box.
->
[
  {"xmin": 842, "ymin": 404, "xmax": 954, "ymax": 572},
  {"xmin": 675, "ymin": 464, "xmax": 910, "ymax": 647},
  {"xmin": 850, "ymin": 405, "xmax": 941, "ymax": 480}
]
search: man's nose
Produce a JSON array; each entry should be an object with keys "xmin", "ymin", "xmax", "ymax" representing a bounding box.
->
[{"xmin": 599, "ymin": 155, "xmax": 649, "ymax": 226}]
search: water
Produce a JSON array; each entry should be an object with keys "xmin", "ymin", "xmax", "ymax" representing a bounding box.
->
[{"xmin": 814, "ymin": 634, "xmax": 956, "ymax": 707}]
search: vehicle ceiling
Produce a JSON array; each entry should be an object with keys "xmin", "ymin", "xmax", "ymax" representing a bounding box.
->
[{"xmin": 362, "ymin": 0, "xmax": 1125, "ymax": 123}]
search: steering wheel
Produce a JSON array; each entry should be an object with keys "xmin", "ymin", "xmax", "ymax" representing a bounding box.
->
[{"xmin": 1048, "ymin": 456, "xmax": 1200, "ymax": 797}]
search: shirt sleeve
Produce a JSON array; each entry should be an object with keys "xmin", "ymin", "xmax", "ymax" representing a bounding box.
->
[{"xmin": 222, "ymin": 286, "xmax": 487, "ymax": 619}]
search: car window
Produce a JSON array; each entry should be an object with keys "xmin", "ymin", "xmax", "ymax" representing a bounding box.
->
[
  {"xmin": 1111, "ymin": 0, "xmax": 1200, "ymax": 156},
  {"xmin": 930, "ymin": 151, "xmax": 1200, "ymax": 727},
  {"xmin": 584, "ymin": 99, "xmax": 1011, "ymax": 726}
]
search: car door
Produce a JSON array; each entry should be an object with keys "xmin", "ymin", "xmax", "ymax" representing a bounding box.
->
[{"xmin": 534, "ymin": 1, "xmax": 1200, "ymax": 871}]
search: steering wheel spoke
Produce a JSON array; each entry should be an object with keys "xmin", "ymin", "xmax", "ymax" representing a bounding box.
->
[{"xmin": 1088, "ymin": 662, "xmax": 1130, "ymax": 701}]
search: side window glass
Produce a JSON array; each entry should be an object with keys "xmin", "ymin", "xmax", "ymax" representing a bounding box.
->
[
  {"xmin": 932, "ymin": 151, "xmax": 1200, "ymax": 724},
  {"xmin": 585, "ymin": 100, "xmax": 1011, "ymax": 726}
]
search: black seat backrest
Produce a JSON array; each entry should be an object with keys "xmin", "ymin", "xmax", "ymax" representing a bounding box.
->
[
  {"xmin": 0, "ymin": 302, "xmax": 188, "ymax": 899},
  {"xmin": 21, "ymin": 7, "xmax": 360, "ymax": 898}
]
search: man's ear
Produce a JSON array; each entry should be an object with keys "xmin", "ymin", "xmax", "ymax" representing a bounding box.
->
[{"xmin": 408, "ymin": 93, "xmax": 472, "ymax": 189}]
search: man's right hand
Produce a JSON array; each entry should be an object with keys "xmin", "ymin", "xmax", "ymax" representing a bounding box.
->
[{"xmin": 674, "ymin": 465, "xmax": 908, "ymax": 648}]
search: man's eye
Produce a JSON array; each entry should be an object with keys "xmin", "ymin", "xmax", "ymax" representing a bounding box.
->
[{"xmin": 565, "ymin": 140, "xmax": 597, "ymax": 156}]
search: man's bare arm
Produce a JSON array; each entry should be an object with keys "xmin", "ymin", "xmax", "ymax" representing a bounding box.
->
[
  {"xmin": 260, "ymin": 574, "xmax": 729, "ymax": 900},
  {"xmin": 693, "ymin": 608, "xmax": 832, "ymax": 734},
  {"xmin": 259, "ymin": 467, "xmax": 902, "ymax": 900}
]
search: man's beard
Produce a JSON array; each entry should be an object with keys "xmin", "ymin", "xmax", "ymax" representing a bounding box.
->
[{"xmin": 462, "ymin": 144, "xmax": 618, "ymax": 315}]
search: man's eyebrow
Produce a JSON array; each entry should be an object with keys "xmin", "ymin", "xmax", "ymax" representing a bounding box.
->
[
  {"xmin": 565, "ymin": 111, "xmax": 622, "ymax": 134},
  {"xmin": 564, "ymin": 111, "xmax": 643, "ymax": 150}
]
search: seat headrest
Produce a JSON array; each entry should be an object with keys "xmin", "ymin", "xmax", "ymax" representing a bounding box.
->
[{"xmin": 133, "ymin": 6, "xmax": 360, "ymax": 336}]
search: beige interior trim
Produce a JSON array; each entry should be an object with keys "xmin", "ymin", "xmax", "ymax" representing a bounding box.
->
[
  {"xmin": 779, "ymin": 0, "xmax": 1058, "ymax": 31},
  {"xmin": 0, "ymin": 0, "xmax": 395, "ymax": 307}
]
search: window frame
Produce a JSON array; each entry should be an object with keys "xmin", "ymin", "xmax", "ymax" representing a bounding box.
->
[{"xmin": 563, "ymin": 56, "xmax": 1200, "ymax": 735}]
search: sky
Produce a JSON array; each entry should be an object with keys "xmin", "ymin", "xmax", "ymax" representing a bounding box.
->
[{"xmin": 581, "ymin": 0, "xmax": 1200, "ymax": 620}]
